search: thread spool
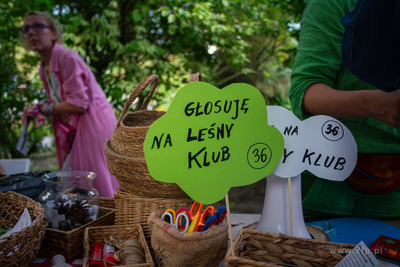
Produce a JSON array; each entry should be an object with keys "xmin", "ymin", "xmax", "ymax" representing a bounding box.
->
[
  {"xmin": 104, "ymin": 244, "xmax": 116, "ymax": 267},
  {"xmin": 89, "ymin": 242, "xmax": 103, "ymax": 267},
  {"xmin": 114, "ymin": 239, "xmax": 145, "ymax": 264}
]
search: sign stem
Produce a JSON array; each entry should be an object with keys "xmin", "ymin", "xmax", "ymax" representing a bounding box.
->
[
  {"xmin": 225, "ymin": 193, "xmax": 234, "ymax": 254},
  {"xmin": 288, "ymin": 177, "xmax": 293, "ymax": 236}
]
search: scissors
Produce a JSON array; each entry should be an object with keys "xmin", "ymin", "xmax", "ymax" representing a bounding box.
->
[
  {"xmin": 215, "ymin": 206, "xmax": 227, "ymax": 224},
  {"xmin": 161, "ymin": 208, "xmax": 191, "ymax": 233},
  {"xmin": 201, "ymin": 206, "xmax": 227, "ymax": 231},
  {"xmin": 187, "ymin": 201, "xmax": 216, "ymax": 233}
]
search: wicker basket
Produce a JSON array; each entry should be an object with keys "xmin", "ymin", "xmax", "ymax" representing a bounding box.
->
[
  {"xmin": 110, "ymin": 74, "xmax": 164, "ymax": 159},
  {"xmin": 110, "ymin": 109, "xmax": 166, "ymax": 159},
  {"xmin": 105, "ymin": 140, "xmax": 188, "ymax": 199},
  {"xmin": 104, "ymin": 74, "xmax": 188, "ymax": 199},
  {"xmin": 99, "ymin": 197, "xmax": 115, "ymax": 209},
  {"xmin": 0, "ymin": 191, "xmax": 47, "ymax": 267},
  {"xmin": 114, "ymin": 189, "xmax": 193, "ymax": 246},
  {"xmin": 83, "ymin": 224, "xmax": 154, "ymax": 267},
  {"xmin": 39, "ymin": 206, "xmax": 115, "ymax": 262},
  {"xmin": 225, "ymin": 228, "xmax": 357, "ymax": 267}
]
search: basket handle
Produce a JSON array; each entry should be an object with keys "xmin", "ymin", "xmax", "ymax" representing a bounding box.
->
[
  {"xmin": 189, "ymin": 72, "xmax": 204, "ymax": 82},
  {"xmin": 116, "ymin": 74, "xmax": 159, "ymax": 129}
]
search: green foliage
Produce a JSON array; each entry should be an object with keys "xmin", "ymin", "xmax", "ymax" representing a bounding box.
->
[
  {"xmin": 0, "ymin": 1, "xmax": 52, "ymax": 158},
  {"xmin": 0, "ymin": 0, "xmax": 307, "ymax": 158}
]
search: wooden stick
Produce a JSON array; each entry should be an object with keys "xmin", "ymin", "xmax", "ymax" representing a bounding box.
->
[
  {"xmin": 288, "ymin": 177, "xmax": 293, "ymax": 236},
  {"xmin": 225, "ymin": 193, "xmax": 234, "ymax": 253}
]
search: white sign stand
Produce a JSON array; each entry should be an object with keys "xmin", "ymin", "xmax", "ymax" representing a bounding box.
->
[
  {"xmin": 256, "ymin": 173, "xmax": 311, "ymax": 238},
  {"xmin": 256, "ymin": 106, "xmax": 358, "ymax": 238}
]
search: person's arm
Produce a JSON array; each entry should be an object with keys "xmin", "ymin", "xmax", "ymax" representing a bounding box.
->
[
  {"xmin": 59, "ymin": 48, "xmax": 90, "ymax": 111},
  {"xmin": 21, "ymin": 100, "xmax": 84, "ymax": 125},
  {"xmin": 303, "ymin": 83, "xmax": 400, "ymax": 128},
  {"xmin": 52, "ymin": 102, "xmax": 84, "ymax": 114}
]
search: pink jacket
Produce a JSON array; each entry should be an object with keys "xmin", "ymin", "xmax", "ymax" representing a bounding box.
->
[{"xmin": 39, "ymin": 43, "xmax": 119, "ymax": 197}]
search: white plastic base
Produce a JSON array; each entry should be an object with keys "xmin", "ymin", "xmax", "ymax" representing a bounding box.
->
[{"xmin": 255, "ymin": 173, "xmax": 311, "ymax": 238}]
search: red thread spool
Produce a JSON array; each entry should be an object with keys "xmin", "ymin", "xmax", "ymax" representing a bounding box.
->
[
  {"xmin": 89, "ymin": 242, "xmax": 103, "ymax": 267},
  {"xmin": 104, "ymin": 244, "xmax": 116, "ymax": 266}
]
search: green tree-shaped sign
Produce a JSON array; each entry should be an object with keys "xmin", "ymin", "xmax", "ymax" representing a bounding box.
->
[{"xmin": 144, "ymin": 82, "xmax": 284, "ymax": 204}]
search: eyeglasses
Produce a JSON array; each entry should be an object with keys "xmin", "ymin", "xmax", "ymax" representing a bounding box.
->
[{"xmin": 21, "ymin": 23, "xmax": 51, "ymax": 34}]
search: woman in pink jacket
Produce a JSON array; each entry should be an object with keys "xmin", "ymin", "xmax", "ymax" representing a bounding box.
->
[{"xmin": 21, "ymin": 11, "xmax": 119, "ymax": 197}]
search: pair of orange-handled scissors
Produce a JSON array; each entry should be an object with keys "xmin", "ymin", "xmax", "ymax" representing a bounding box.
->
[{"xmin": 187, "ymin": 201, "xmax": 217, "ymax": 233}]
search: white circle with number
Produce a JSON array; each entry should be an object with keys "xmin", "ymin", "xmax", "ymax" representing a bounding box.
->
[{"xmin": 321, "ymin": 120, "xmax": 344, "ymax": 141}]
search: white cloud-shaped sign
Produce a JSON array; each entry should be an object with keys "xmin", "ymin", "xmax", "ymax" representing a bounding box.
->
[{"xmin": 267, "ymin": 106, "xmax": 357, "ymax": 181}]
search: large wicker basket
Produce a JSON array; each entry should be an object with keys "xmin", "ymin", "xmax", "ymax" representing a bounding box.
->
[
  {"xmin": 83, "ymin": 224, "xmax": 154, "ymax": 267},
  {"xmin": 104, "ymin": 74, "xmax": 188, "ymax": 199},
  {"xmin": 0, "ymin": 191, "xmax": 47, "ymax": 267},
  {"xmin": 114, "ymin": 189, "xmax": 193, "ymax": 246},
  {"xmin": 105, "ymin": 140, "xmax": 188, "ymax": 199},
  {"xmin": 225, "ymin": 228, "xmax": 356, "ymax": 267},
  {"xmin": 39, "ymin": 206, "xmax": 115, "ymax": 262}
]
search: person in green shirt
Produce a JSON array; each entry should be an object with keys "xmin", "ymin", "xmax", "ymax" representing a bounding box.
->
[{"xmin": 289, "ymin": 0, "xmax": 400, "ymax": 218}]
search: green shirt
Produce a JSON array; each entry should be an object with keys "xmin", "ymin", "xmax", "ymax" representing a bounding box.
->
[{"xmin": 289, "ymin": 0, "xmax": 400, "ymax": 153}]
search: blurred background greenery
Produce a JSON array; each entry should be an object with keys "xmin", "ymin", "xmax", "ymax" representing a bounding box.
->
[{"xmin": 0, "ymin": 0, "xmax": 307, "ymax": 166}]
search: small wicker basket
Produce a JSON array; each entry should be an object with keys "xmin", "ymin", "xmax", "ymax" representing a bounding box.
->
[
  {"xmin": 225, "ymin": 228, "xmax": 356, "ymax": 267},
  {"xmin": 114, "ymin": 189, "xmax": 193, "ymax": 246},
  {"xmin": 0, "ymin": 191, "xmax": 47, "ymax": 267},
  {"xmin": 39, "ymin": 206, "xmax": 115, "ymax": 262},
  {"xmin": 104, "ymin": 74, "xmax": 188, "ymax": 199},
  {"xmin": 110, "ymin": 109, "xmax": 166, "ymax": 159},
  {"xmin": 110, "ymin": 74, "xmax": 163, "ymax": 159},
  {"xmin": 83, "ymin": 224, "xmax": 154, "ymax": 267}
]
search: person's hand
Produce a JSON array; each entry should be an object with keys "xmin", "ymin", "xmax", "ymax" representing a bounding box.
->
[
  {"xmin": 21, "ymin": 105, "xmax": 36, "ymax": 125},
  {"xmin": 370, "ymin": 89, "xmax": 400, "ymax": 128}
]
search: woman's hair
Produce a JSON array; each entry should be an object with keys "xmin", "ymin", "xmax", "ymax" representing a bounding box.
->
[{"xmin": 22, "ymin": 11, "xmax": 63, "ymax": 44}]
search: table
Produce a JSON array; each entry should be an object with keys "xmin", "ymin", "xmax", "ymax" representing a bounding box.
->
[{"xmin": 31, "ymin": 214, "xmax": 400, "ymax": 267}]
